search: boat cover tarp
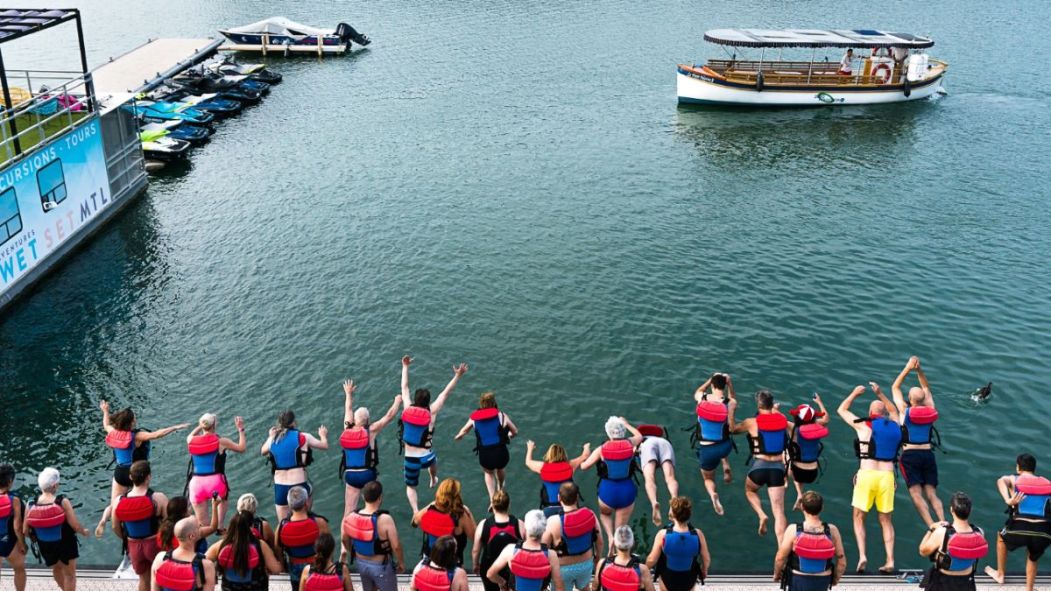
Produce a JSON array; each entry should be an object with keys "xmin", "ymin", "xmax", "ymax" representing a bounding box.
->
[
  {"xmin": 703, "ymin": 29, "xmax": 934, "ymax": 49},
  {"xmin": 221, "ymin": 17, "xmax": 333, "ymax": 38}
]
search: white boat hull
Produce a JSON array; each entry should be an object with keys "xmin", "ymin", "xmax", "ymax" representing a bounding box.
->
[{"xmin": 677, "ymin": 70, "xmax": 944, "ymax": 106}]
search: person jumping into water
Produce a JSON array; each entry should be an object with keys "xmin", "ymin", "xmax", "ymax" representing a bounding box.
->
[
  {"xmin": 454, "ymin": 391, "xmax": 519, "ymax": 506},
  {"xmin": 580, "ymin": 416, "xmax": 645, "ymax": 545},
  {"xmin": 340, "ymin": 378, "xmax": 402, "ymax": 518},
  {"xmin": 838, "ymin": 383, "xmax": 901, "ymax": 575},
  {"xmin": 730, "ymin": 390, "xmax": 790, "ymax": 541},
  {"xmin": 399, "ymin": 356, "xmax": 468, "ymax": 514},
  {"xmin": 261, "ymin": 411, "xmax": 329, "ymax": 522},
  {"xmin": 985, "ymin": 453, "xmax": 1051, "ymax": 591},
  {"xmin": 891, "ymin": 356, "xmax": 945, "ymax": 527},
  {"xmin": 636, "ymin": 424, "xmax": 680, "ymax": 527},
  {"xmin": 786, "ymin": 396, "xmax": 831, "ymax": 512},
  {"xmin": 185, "ymin": 413, "xmax": 246, "ymax": 530},
  {"xmin": 693, "ymin": 373, "xmax": 736, "ymax": 515}
]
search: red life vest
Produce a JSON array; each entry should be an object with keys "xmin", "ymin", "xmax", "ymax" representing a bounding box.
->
[
  {"xmin": 637, "ymin": 425, "xmax": 665, "ymax": 438},
  {"xmin": 1015, "ymin": 475, "xmax": 1051, "ymax": 495},
  {"xmin": 559, "ymin": 508, "xmax": 597, "ymax": 556},
  {"xmin": 188, "ymin": 433, "xmax": 220, "ymax": 456},
  {"xmin": 790, "ymin": 524, "xmax": 835, "ymax": 573},
  {"xmin": 413, "ymin": 564, "xmax": 455, "ymax": 591},
  {"xmin": 401, "ymin": 406, "xmax": 432, "ymax": 427},
  {"xmin": 908, "ymin": 407, "xmax": 938, "ymax": 425},
  {"xmin": 599, "ymin": 557, "xmax": 642, "ymax": 591},
  {"xmin": 25, "ymin": 502, "xmax": 66, "ymax": 529},
  {"xmin": 937, "ymin": 526, "xmax": 988, "ymax": 571},
  {"xmin": 115, "ymin": 492, "xmax": 158, "ymax": 538},
  {"xmin": 155, "ymin": 553, "xmax": 203, "ymax": 591},
  {"xmin": 340, "ymin": 428, "xmax": 370, "ymax": 451},
  {"xmin": 217, "ymin": 542, "xmax": 261, "ymax": 571},
  {"xmin": 510, "ymin": 544, "xmax": 552, "ymax": 587},
  {"xmin": 279, "ymin": 517, "xmax": 320, "ymax": 563},
  {"xmin": 540, "ymin": 462, "xmax": 573, "ymax": 483},
  {"xmin": 797, "ymin": 423, "xmax": 829, "ymax": 441},
  {"xmin": 343, "ymin": 511, "xmax": 390, "ymax": 557},
  {"xmin": 0, "ymin": 493, "xmax": 13, "ymax": 522},
  {"xmin": 106, "ymin": 430, "xmax": 134, "ymax": 450},
  {"xmin": 304, "ymin": 569, "xmax": 344, "ymax": 591},
  {"xmin": 695, "ymin": 401, "xmax": 728, "ymax": 423},
  {"xmin": 419, "ymin": 507, "xmax": 457, "ymax": 538}
]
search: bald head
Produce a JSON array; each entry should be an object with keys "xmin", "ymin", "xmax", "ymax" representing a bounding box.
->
[
  {"xmin": 908, "ymin": 387, "xmax": 927, "ymax": 405},
  {"xmin": 174, "ymin": 517, "xmax": 199, "ymax": 543},
  {"xmin": 868, "ymin": 400, "xmax": 886, "ymax": 417}
]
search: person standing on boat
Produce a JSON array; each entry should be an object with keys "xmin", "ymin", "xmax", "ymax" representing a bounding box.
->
[
  {"xmin": 692, "ymin": 373, "xmax": 736, "ymax": 516},
  {"xmin": 984, "ymin": 453, "xmax": 1051, "ymax": 591},
  {"xmin": 186, "ymin": 413, "xmax": 247, "ymax": 529},
  {"xmin": 838, "ymin": 49, "xmax": 854, "ymax": 76},
  {"xmin": 644, "ymin": 496, "xmax": 709, "ymax": 591},
  {"xmin": 261, "ymin": 411, "xmax": 329, "ymax": 522},
  {"xmin": 112, "ymin": 461, "xmax": 168, "ymax": 591},
  {"xmin": 340, "ymin": 378, "xmax": 402, "ymax": 518},
  {"xmin": 96, "ymin": 401, "xmax": 188, "ymax": 537},
  {"xmin": 773, "ymin": 490, "xmax": 846, "ymax": 591},
  {"xmin": 24, "ymin": 467, "xmax": 89, "ymax": 591},
  {"xmin": 453, "ymin": 391, "xmax": 519, "ymax": 506},
  {"xmin": 919, "ymin": 492, "xmax": 987, "ymax": 591},
  {"xmin": 891, "ymin": 356, "xmax": 946, "ymax": 527},
  {"xmin": 399, "ymin": 356, "xmax": 468, "ymax": 514},
  {"xmin": 838, "ymin": 384, "xmax": 901, "ymax": 575},
  {"xmin": 0, "ymin": 464, "xmax": 27, "ymax": 591},
  {"xmin": 544, "ymin": 482, "xmax": 603, "ymax": 591}
]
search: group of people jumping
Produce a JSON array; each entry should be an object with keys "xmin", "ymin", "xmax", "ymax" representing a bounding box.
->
[{"xmin": 0, "ymin": 355, "xmax": 1048, "ymax": 591}]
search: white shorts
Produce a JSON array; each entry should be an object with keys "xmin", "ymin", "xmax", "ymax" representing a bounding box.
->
[{"xmin": 639, "ymin": 437, "xmax": 675, "ymax": 467}]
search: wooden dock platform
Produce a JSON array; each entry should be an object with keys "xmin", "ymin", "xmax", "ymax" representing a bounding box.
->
[{"xmin": 91, "ymin": 37, "xmax": 222, "ymax": 108}]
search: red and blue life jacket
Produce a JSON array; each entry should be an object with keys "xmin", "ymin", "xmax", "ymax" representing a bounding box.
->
[
  {"xmin": 155, "ymin": 552, "xmax": 205, "ymax": 591},
  {"xmin": 695, "ymin": 399, "xmax": 729, "ymax": 444},
  {"xmin": 903, "ymin": 407, "xmax": 939, "ymax": 446},
  {"xmin": 790, "ymin": 423, "xmax": 829, "ymax": 463},
  {"xmin": 413, "ymin": 564, "xmax": 455, "ymax": 591},
  {"xmin": 216, "ymin": 539, "xmax": 262, "ymax": 585},
  {"xmin": 599, "ymin": 556, "xmax": 642, "ymax": 591},
  {"xmin": 598, "ymin": 440, "xmax": 636, "ymax": 481},
  {"xmin": 400, "ymin": 406, "xmax": 433, "ymax": 449},
  {"xmin": 339, "ymin": 426, "xmax": 378, "ymax": 473},
  {"xmin": 789, "ymin": 524, "xmax": 835, "ymax": 574},
  {"xmin": 659, "ymin": 525, "xmax": 701, "ymax": 576},
  {"xmin": 278, "ymin": 516, "xmax": 320, "ymax": 564},
  {"xmin": 935, "ymin": 526, "xmax": 987, "ymax": 572},
  {"xmin": 115, "ymin": 490, "xmax": 159, "ymax": 539},
  {"xmin": 1015, "ymin": 475, "xmax": 1051, "ymax": 519},
  {"xmin": 342, "ymin": 510, "xmax": 390, "ymax": 560},
  {"xmin": 0, "ymin": 492, "xmax": 18, "ymax": 539},
  {"xmin": 558, "ymin": 508, "xmax": 597, "ymax": 556},
  {"xmin": 269, "ymin": 430, "xmax": 310, "ymax": 471},
  {"xmin": 854, "ymin": 416, "xmax": 903, "ymax": 462},
  {"xmin": 188, "ymin": 433, "xmax": 225, "ymax": 476},
  {"xmin": 106, "ymin": 429, "xmax": 149, "ymax": 468},
  {"xmin": 419, "ymin": 506, "xmax": 457, "ymax": 557},
  {"xmin": 510, "ymin": 544, "xmax": 552, "ymax": 591},
  {"xmin": 539, "ymin": 462, "xmax": 573, "ymax": 507},
  {"xmin": 749, "ymin": 413, "xmax": 788, "ymax": 456},
  {"xmin": 471, "ymin": 408, "xmax": 509, "ymax": 449},
  {"xmin": 25, "ymin": 497, "xmax": 67, "ymax": 543},
  {"xmin": 304, "ymin": 567, "xmax": 344, "ymax": 591}
]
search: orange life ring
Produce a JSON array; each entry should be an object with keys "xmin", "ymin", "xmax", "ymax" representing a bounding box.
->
[{"xmin": 872, "ymin": 63, "xmax": 892, "ymax": 85}]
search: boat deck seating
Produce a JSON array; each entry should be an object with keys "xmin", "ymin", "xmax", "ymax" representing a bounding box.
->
[{"xmin": 696, "ymin": 59, "xmax": 944, "ymax": 87}]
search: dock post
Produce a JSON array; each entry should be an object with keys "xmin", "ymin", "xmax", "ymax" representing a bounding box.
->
[{"xmin": 0, "ymin": 47, "xmax": 22, "ymax": 156}]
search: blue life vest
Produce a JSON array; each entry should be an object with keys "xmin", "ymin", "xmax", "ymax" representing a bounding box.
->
[
  {"xmin": 540, "ymin": 462, "xmax": 573, "ymax": 507},
  {"xmin": 695, "ymin": 400, "xmax": 729, "ymax": 443},
  {"xmin": 558, "ymin": 508, "xmax": 597, "ymax": 556},
  {"xmin": 115, "ymin": 491, "xmax": 158, "ymax": 539},
  {"xmin": 750, "ymin": 413, "xmax": 788, "ymax": 456},
  {"xmin": 509, "ymin": 544, "xmax": 551, "ymax": 591},
  {"xmin": 340, "ymin": 427, "xmax": 377, "ymax": 472},
  {"xmin": 270, "ymin": 430, "xmax": 306, "ymax": 471},
  {"xmin": 791, "ymin": 423, "xmax": 829, "ymax": 463},
  {"xmin": 188, "ymin": 433, "xmax": 224, "ymax": 476},
  {"xmin": 903, "ymin": 407, "xmax": 938, "ymax": 445},
  {"xmin": 598, "ymin": 440, "xmax": 635, "ymax": 481},
  {"xmin": 0, "ymin": 492, "xmax": 16, "ymax": 539},
  {"xmin": 855, "ymin": 417, "xmax": 902, "ymax": 462},
  {"xmin": 400, "ymin": 406, "xmax": 433, "ymax": 449},
  {"xmin": 790, "ymin": 523, "xmax": 835, "ymax": 574},
  {"xmin": 471, "ymin": 408, "xmax": 508, "ymax": 449},
  {"xmin": 1015, "ymin": 475, "xmax": 1051, "ymax": 519},
  {"xmin": 661, "ymin": 526, "xmax": 701, "ymax": 573},
  {"xmin": 25, "ymin": 497, "xmax": 67, "ymax": 543}
]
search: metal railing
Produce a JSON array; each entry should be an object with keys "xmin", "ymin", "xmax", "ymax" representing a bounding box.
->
[{"xmin": 0, "ymin": 70, "xmax": 97, "ymax": 167}]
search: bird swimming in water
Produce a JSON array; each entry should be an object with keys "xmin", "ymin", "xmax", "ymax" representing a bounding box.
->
[{"xmin": 972, "ymin": 382, "xmax": 992, "ymax": 403}]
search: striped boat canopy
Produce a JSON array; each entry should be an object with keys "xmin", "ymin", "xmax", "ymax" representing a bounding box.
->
[{"xmin": 703, "ymin": 29, "xmax": 934, "ymax": 49}]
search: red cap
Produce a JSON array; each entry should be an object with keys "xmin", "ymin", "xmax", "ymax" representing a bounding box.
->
[{"xmin": 789, "ymin": 404, "xmax": 824, "ymax": 423}]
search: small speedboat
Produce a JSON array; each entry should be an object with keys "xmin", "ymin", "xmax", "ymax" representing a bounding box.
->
[
  {"xmin": 205, "ymin": 57, "xmax": 282, "ymax": 84},
  {"xmin": 140, "ymin": 121, "xmax": 212, "ymax": 144},
  {"xmin": 677, "ymin": 28, "xmax": 948, "ymax": 107},
  {"xmin": 219, "ymin": 17, "xmax": 369, "ymax": 55},
  {"xmin": 140, "ymin": 133, "xmax": 191, "ymax": 161}
]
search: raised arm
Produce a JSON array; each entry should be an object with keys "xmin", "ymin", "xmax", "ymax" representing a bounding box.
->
[
  {"xmin": 869, "ymin": 382, "xmax": 899, "ymax": 422},
  {"xmin": 728, "ymin": 399, "xmax": 748, "ymax": 434},
  {"xmin": 997, "ymin": 475, "xmax": 1019, "ymax": 505},
  {"xmin": 140, "ymin": 423, "xmax": 191, "ymax": 443},
  {"xmin": 569, "ymin": 443, "xmax": 592, "ymax": 469},
  {"xmin": 99, "ymin": 400, "xmax": 114, "ymax": 433},
  {"xmin": 371, "ymin": 395, "xmax": 403, "ymax": 433},
  {"xmin": 919, "ymin": 526, "xmax": 946, "ymax": 557},
  {"xmin": 260, "ymin": 426, "xmax": 276, "ymax": 455},
  {"xmin": 221, "ymin": 416, "xmax": 247, "ymax": 453},
  {"xmin": 813, "ymin": 393, "xmax": 831, "ymax": 426},
  {"xmin": 837, "ymin": 386, "xmax": 866, "ymax": 426},
  {"xmin": 579, "ymin": 446, "xmax": 603, "ymax": 470},
  {"xmin": 344, "ymin": 379, "xmax": 356, "ymax": 426},
  {"xmin": 453, "ymin": 419, "xmax": 474, "ymax": 442},
  {"xmin": 430, "ymin": 363, "xmax": 468, "ymax": 416},
  {"xmin": 915, "ymin": 358, "xmax": 933, "ymax": 402},
  {"xmin": 306, "ymin": 426, "xmax": 329, "ymax": 450},
  {"xmin": 694, "ymin": 376, "xmax": 712, "ymax": 403},
  {"xmin": 891, "ymin": 357, "xmax": 916, "ymax": 414},
  {"xmin": 400, "ymin": 356, "xmax": 413, "ymax": 407},
  {"xmin": 524, "ymin": 440, "xmax": 544, "ymax": 473},
  {"xmin": 725, "ymin": 373, "xmax": 736, "ymax": 400},
  {"xmin": 620, "ymin": 418, "xmax": 644, "ymax": 447}
]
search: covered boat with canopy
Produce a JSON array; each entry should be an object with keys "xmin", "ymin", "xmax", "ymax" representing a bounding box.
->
[{"xmin": 676, "ymin": 28, "xmax": 947, "ymax": 106}]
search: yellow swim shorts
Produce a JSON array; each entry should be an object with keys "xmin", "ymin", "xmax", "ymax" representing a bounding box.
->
[{"xmin": 852, "ymin": 468, "xmax": 895, "ymax": 513}]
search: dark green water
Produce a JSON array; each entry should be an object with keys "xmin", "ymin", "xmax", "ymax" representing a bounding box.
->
[{"xmin": 2, "ymin": 0, "xmax": 1051, "ymax": 572}]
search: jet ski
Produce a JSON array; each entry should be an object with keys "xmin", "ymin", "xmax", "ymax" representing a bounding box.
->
[
  {"xmin": 167, "ymin": 75, "xmax": 263, "ymax": 103},
  {"xmin": 140, "ymin": 121, "xmax": 212, "ymax": 144},
  {"xmin": 125, "ymin": 102, "xmax": 215, "ymax": 125},
  {"xmin": 205, "ymin": 57, "xmax": 282, "ymax": 84},
  {"xmin": 141, "ymin": 87, "xmax": 242, "ymax": 117},
  {"xmin": 140, "ymin": 132, "xmax": 191, "ymax": 161}
]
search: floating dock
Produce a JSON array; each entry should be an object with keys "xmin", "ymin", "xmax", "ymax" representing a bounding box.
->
[{"xmin": 92, "ymin": 37, "xmax": 222, "ymax": 106}]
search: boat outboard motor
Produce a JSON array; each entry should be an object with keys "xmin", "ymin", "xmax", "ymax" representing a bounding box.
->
[{"xmin": 336, "ymin": 22, "xmax": 371, "ymax": 47}]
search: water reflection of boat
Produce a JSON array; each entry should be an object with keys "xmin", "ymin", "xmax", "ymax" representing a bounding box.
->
[{"xmin": 677, "ymin": 29, "xmax": 947, "ymax": 107}]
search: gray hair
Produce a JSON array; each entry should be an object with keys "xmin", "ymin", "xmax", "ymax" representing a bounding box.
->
[
  {"xmin": 37, "ymin": 467, "xmax": 60, "ymax": 493},
  {"xmin": 199, "ymin": 413, "xmax": 216, "ymax": 430},
  {"xmin": 287, "ymin": 485, "xmax": 309, "ymax": 511},
  {"xmin": 237, "ymin": 493, "xmax": 258, "ymax": 514},
  {"xmin": 524, "ymin": 509, "xmax": 547, "ymax": 540},
  {"xmin": 354, "ymin": 407, "xmax": 370, "ymax": 426},
  {"xmin": 604, "ymin": 416, "xmax": 626, "ymax": 440},
  {"xmin": 613, "ymin": 525, "xmax": 634, "ymax": 551}
]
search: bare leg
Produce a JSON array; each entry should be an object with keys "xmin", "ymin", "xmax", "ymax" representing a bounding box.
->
[
  {"xmin": 700, "ymin": 469, "xmax": 723, "ymax": 515},
  {"xmin": 344, "ymin": 485, "xmax": 362, "ymax": 520},
  {"xmin": 924, "ymin": 486, "xmax": 945, "ymax": 523},
  {"xmin": 65, "ymin": 561, "xmax": 76, "ymax": 591},
  {"xmin": 907, "ymin": 485, "xmax": 934, "ymax": 527},
  {"xmin": 95, "ymin": 479, "xmax": 125, "ymax": 538},
  {"xmin": 721, "ymin": 457, "xmax": 733, "ymax": 483},
  {"xmin": 615, "ymin": 505, "xmax": 635, "ymax": 534},
  {"xmin": 51, "ymin": 563, "xmax": 63, "ymax": 590},
  {"xmin": 598, "ymin": 501, "xmax": 615, "ymax": 548},
  {"xmin": 137, "ymin": 568, "xmax": 150, "ymax": 591},
  {"xmin": 428, "ymin": 464, "xmax": 439, "ymax": 488},
  {"xmin": 642, "ymin": 463, "xmax": 660, "ymax": 526},
  {"xmin": 217, "ymin": 499, "xmax": 229, "ymax": 530},
  {"xmin": 744, "ymin": 477, "xmax": 768, "ymax": 536},
  {"xmin": 496, "ymin": 468, "xmax": 506, "ymax": 491},
  {"xmin": 661, "ymin": 461, "xmax": 679, "ymax": 498},
  {"xmin": 1025, "ymin": 556, "xmax": 1038, "ymax": 591},
  {"xmin": 483, "ymin": 469, "xmax": 497, "ymax": 504},
  {"xmin": 853, "ymin": 508, "xmax": 868, "ymax": 573},
  {"xmin": 192, "ymin": 501, "xmax": 209, "ymax": 527},
  {"xmin": 767, "ymin": 484, "xmax": 787, "ymax": 542},
  {"xmin": 792, "ymin": 477, "xmax": 804, "ymax": 512},
  {"xmin": 878, "ymin": 511, "xmax": 895, "ymax": 571},
  {"xmin": 6, "ymin": 547, "xmax": 27, "ymax": 591},
  {"xmin": 406, "ymin": 486, "xmax": 420, "ymax": 515},
  {"xmin": 984, "ymin": 533, "xmax": 1007, "ymax": 584}
]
